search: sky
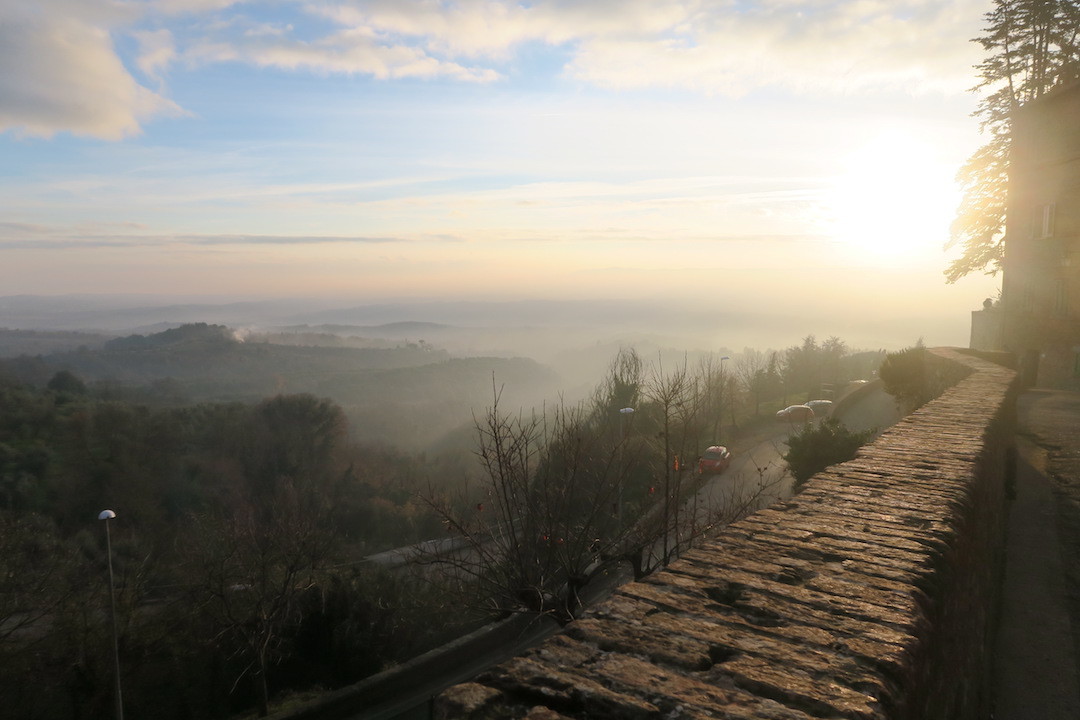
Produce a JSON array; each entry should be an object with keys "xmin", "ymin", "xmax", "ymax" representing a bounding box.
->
[{"xmin": 0, "ymin": 0, "xmax": 1002, "ymax": 346}]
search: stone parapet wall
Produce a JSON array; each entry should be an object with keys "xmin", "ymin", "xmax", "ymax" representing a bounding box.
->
[{"xmin": 437, "ymin": 348, "xmax": 1018, "ymax": 720}]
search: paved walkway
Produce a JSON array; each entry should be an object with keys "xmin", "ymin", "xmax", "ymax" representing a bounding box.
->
[{"xmin": 993, "ymin": 390, "xmax": 1080, "ymax": 719}]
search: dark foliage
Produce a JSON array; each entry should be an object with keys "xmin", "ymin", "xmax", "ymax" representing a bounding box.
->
[
  {"xmin": 783, "ymin": 418, "xmax": 874, "ymax": 489},
  {"xmin": 0, "ymin": 323, "xmax": 560, "ymax": 449},
  {"xmin": 47, "ymin": 370, "xmax": 88, "ymax": 396},
  {"xmin": 879, "ymin": 345, "xmax": 934, "ymax": 413},
  {"xmin": 0, "ymin": 382, "xmax": 456, "ymax": 719}
]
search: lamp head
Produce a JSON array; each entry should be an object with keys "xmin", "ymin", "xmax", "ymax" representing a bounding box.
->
[{"xmin": 98, "ymin": 510, "xmax": 116, "ymax": 521}]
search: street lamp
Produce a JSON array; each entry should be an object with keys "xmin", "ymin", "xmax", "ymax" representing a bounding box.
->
[
  {"xmin": 98, "ymin": 509, "xmax": 123, "ymax": 720},
  {"xmin": 617, "ymin": 408, "xmax": 635, "ymax": 524},
  {"xmin": 718, "ymin": 356, "xmax": 730, "ymax": 443}
]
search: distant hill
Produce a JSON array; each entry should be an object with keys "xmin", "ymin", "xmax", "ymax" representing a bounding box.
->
[
  {"xmin": 0, "ymin": 328, "xmax": 112, "ymax": 357},
  {"xmin": 276, "ymin": 321, "xmax": 451, "ymax": 336},
  {"xmin": 245, "ymin": 322, "xmax": 454, "ymax": 350},
  {"xmin": 32, "ymin": 322, "xmax": 449, "ymax": 396},
  {"xmin": 2, "ymin": 322, "xmax": 563, "ymax": 447},
  {"xmin": 0, "ymin": 292, "xmax": 976, "ymax": 354}
]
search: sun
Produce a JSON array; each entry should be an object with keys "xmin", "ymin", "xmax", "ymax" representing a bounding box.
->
[{"xmin": 823, "ymin": 129, "xmax": 960, "ymax": 265}]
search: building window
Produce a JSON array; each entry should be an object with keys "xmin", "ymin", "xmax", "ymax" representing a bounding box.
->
[
  {"xmin": 1040, "ymin": 203, "xmax": 1056, "ymax": 238},
  {"xmin": 1022, "ymin": 285, "xmax": 1036, "ymax": 313},
  {"xmin": 1025, "ymin": 203, "xmax": 1057, "ymax": 239},
  {"xmin": 1055, "ymin": 280, "xmax": 1069, "ymax": 315},
  {"xmin": 1042, "ymin": 203, "xmax": 1056, "ymax": 238}
]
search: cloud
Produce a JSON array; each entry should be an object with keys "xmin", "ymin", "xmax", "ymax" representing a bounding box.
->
[
  {"xmin": 308, "ymin": 0, "xmax": 983, "ymax": 95},
  {"xmin": 134, "ymin": 29, "xmax": 178, "ymax": 85},
  {"xmin": 153, "ymin": 0, "xmax": 245, "ymax": 15},
  {"xmin": 217, "ymin": 31, "xmax": 501, "ymax": 82},
  {"xmin": 0, "ymin": 221, "xmax": 54, "ymax": 236},
  {"xmin": 0, "ymin": 0, "xmax": 986, "ymax": 141},
  {"xmin": 0, "ymin": 1, "xmax": 184, "ymax": 140},
  {"xmin": 312, "ymin": 0, "xmax": 688, "ymax": 59},
  {"xmin": 170, "ymin": 233, "xmax": 405, "ymax": 245},
  {"xmin": 0, "ymin": 222, "xmax": 408, "ymax": 250},
  {"xmin": 185, "ymin": 13, "xmax": 503, "ymax": 82}
]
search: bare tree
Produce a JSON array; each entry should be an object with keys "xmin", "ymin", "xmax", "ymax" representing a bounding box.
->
[
  {"xmin": 417, "ymin": 393, "xmax": 630, "ymax": 624},
  {"xmin": 641, "ymin": 355, "xmax": 700, "ymax": 565},
  {"xmin": 696, "ymin": 354, "xmax": 724, "ymax": 443},
  {"xmin": 735, "ymin": 349, "xmax": 771, "ymax": 416},
  {"xmin": 592, "ymin": 347, "xmax": 644, "ymax": 416},
  {"xmin": 183, "ymin": 483, "xmax": 339, "ymax": 717},
  {"xmin": 0, "ymin": 512, "xmax": 70, "ymax": 649},
  {"xmin": 417, "ymin": 356, "xmax": 782, "ymax": 624}
]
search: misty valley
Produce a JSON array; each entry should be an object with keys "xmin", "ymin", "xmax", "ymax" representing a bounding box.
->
[{"xmin": 0, "ymin": 318, "xmax": 888, "ymax": 719}]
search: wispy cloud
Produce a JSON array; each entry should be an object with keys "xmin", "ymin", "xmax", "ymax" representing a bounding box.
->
[
  {"xmin": 0, "ymin": 0, "xmax": 985, "ymax": 140},
  {"xmin": 134, "ymin": 29, "xmax": 178, "ymax": 86},
  {"xmin": 0, "ymin": 222, "xmax": 410, "ymax": 250},
  {"xmin": 311, "ymin": 0, "xmax": 983, "ymax": 94},
  {"xmin": 171, "ymin": 233, "xmax": 406, "ymax": 245},
  {"xmin": 152, "ymin": 0, "xmax": 248, "ymax": 15},
  {"xmin": 190, "ymin": 31, "xmax": 501, "ymax": 82}
]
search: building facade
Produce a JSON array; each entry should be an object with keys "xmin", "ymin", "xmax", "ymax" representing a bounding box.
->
[
  {"xmin": 970, "ymin": 298, "xmax": 1004, "ymax": 353},
  {"xmin": 1002, "ymin": 78, "xmax": 1080, "ymax": 388}
]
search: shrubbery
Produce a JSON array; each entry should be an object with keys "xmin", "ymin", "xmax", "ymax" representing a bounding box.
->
[
  {"xmin": 783, "ymin": 418, "xmax": 874, "ymax": 489},
  {"xmin": 879, "ymin": 345, "xmax": 933, "ymax": 412}
]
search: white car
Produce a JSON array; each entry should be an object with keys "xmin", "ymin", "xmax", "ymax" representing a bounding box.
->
[
  {"xmin": 806, "ymin": 399, "xmax": 833, "ymax": 416},
  {"xmin": 776, "ymin": 405, "xmax": 815, "ymax": 423}
]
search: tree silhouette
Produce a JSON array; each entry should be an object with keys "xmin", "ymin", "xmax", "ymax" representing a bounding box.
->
[
  {"xmin": 183, "ymin": 485, "xmax": 339, "ymax": 717},
  {"xmin": 947, "ymin": 0, "xmax": 1080, "ymax": 283},
  {"xmin": 418, "ymin": 358, "xmax": 779, "ymax": 624}
]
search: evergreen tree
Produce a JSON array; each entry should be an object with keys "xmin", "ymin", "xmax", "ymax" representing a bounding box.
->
[
  {"xmin": 947, "ymin": 0, "xmax": 1080, "ymax": 283},
  {"xmin": 783, "ymin": 419, "xmax": 874, "ymax": 489}
]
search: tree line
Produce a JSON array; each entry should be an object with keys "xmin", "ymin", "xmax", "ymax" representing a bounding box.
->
[{"xmin": 0, "ymin": 381, "xmax": 458, "ymax": 719}]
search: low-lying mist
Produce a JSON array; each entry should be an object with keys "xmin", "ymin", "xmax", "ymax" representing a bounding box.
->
[{"xmin": 0, "ymin": 290, "xmax": 967, "ymax": 452}]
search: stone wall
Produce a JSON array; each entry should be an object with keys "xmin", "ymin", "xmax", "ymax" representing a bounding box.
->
[{"xmin": 436, "ymin": 348, "xmax": 1018, "ymax": 720}]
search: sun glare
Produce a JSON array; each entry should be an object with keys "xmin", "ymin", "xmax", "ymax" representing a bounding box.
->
[{"xmin": 824, "ymin": 129, "xmax": 959, "ymax": 265}]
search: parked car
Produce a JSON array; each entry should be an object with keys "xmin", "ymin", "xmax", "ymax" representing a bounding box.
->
[
  {"xmin": 698, "ymin": 445, "xmax": 732, "ymax": 475},
  {"xmin": 776, "ymin": 404, "xmax": 815, "ymax": 423},
  {"xmin": 806, "ymin": 399, "xmax": 833, "ymax": 416}
]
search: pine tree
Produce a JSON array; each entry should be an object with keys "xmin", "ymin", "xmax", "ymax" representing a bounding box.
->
[{"xmin": 946, "ymin": 0, "xmax": 1080, "ymax": 283}]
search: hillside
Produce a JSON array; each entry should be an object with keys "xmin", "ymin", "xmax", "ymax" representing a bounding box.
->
[{"xmin": 0, "ymin": 323, "xmax": 563, "ymax": 447}]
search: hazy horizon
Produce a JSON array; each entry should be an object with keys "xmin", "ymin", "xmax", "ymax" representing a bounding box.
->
[
  {"xmin": 0, "ymin": 287, "xmax": 983, "ymax": 359},
  {"xmin": 2, "ymin": 1, "xmax": 1000, "ymax": 348}
]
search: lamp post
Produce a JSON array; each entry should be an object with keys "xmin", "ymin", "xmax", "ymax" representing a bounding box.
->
[
  {"xmin": 718, "ymin": 356, "xmax": 730, "ymax": 443},
  {"xmin": 98, "ymin": 509, "xmax": 123, "ymax": 720},
  {"xmin": 618, "ymin": 407, "xmax": 635, "ymax": 524}
]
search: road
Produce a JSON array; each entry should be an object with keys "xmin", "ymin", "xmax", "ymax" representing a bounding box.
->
[
  {"xmin": 687, "ymin": 386, "xmax": 902, "ymax": 537},
  {"xmin": 691, "ymin": 430, "xmax": 793, "ymax": 517},
  {"xmin": 833, "ymin": 383, "xmax": 902, "ymax": 434}
]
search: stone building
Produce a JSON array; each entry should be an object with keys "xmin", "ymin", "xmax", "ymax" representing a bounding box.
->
[
  {"xmin": 970, "ymin": 297, "xmax": 1003, "ymax": 352},
  {"xmin": 1001, "ymin": 77, "xmax": 1080, "ymax": 388}
]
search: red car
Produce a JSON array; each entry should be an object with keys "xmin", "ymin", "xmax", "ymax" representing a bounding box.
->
[{"xmin": 698, "ymin": 445, "xmax": 732, "ymax": 475}]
